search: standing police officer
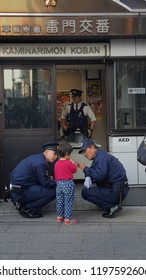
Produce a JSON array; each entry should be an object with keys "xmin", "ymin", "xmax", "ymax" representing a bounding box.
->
[
  {"xmin": 9, "ymin": 142, "xmax": 59, "ymax": 218},
  {"xmin": 61, "ymin": 89, "xmax": 96, "ymax": 138},
  {"xmin": 78, "ymin": 138, "xmax": 129, "ymax": 218}
]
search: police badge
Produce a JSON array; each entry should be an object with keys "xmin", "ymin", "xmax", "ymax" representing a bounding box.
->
[{"xmin": 44, "ymin": 0, "xmax": 57, "ymax": 7}]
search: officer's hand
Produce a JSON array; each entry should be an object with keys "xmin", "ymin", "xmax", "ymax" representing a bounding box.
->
[
  {"xmin": 78, "ymin": 163, "xmax": 85, "ymax": 170},
  {"xmin": 88, "ymin": 129, "xmax": 92, "ymax": 138},
  {"xmin": 49, "ymin": 176, "xmax": 54, "ymax": 179},
  {"xmin": 63, "ymin": 124, "xmax": 68, "ymax": 131}
]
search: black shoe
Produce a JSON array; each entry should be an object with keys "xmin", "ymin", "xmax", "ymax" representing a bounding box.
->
[
  {"xmin": 15, "ymin": 202, "xmax": 22, "ymax": 211},
  {"xmin": 10, "ymin": 196, "xmax": 17, "ymax": 206},
  {"xmin": 102, "ymin": 204, "xmax": 122, "ymax": 218},
  {"xmin": 10, "ymin": 199, "xmax": 22, "ymax": 211},
  {"xmin": 20, "ymin": 207, "xmax": 42, "ymax": 218}
]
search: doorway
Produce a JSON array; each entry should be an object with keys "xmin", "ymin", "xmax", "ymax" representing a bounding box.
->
[
  {"xmin": 0, "ymin": 65, "xmax": 57, "ymax": 197},
  {"xmin": 56, "ymin": 64, "xmax": 107, "ymax": 149}
]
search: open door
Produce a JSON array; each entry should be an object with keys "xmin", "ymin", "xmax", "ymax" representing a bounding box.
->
[{"xmin": 56, "ymin": 64, "xmax": 107, "ymax": 149}]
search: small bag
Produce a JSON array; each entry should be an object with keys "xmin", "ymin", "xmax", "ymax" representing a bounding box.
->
[{"xmin": 137, "ymin": 135, "xmax": 146, "ymax": 165}]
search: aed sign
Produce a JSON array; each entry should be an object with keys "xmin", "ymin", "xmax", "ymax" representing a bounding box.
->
[
  {"xmin": 111, "ymin": 136, "xmax": 136, "ymax": 152},
  {"xmin": 113, "ymin": 137, "xmax": 131, "ymax": 147},
  {"xmin": 118, "ymin": 137, "xmax": 130, "ymax": 143}
]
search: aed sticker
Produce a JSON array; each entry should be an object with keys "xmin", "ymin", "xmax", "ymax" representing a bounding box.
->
[{"xmin": 113, "ymin": 137, "xmax": 130, "ymax": 146}]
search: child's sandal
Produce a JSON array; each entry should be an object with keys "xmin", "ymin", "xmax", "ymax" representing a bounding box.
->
[
  {"xmin": 64, "ymin": 218, "xmax": 78, "ymax": 225},
  {"xmin": 56, "ymin": 216, "xmax": 64, "ymax": 223}
]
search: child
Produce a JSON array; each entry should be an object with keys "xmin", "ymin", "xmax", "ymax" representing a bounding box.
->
[{"xmin": 54, "ymin": 142, "xmax": 78, "ymax": 225}]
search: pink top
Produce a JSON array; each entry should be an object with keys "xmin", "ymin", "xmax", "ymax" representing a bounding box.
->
[{"xmin": 54, "ymin": 159, "xmax": 77, "ymax": 181}]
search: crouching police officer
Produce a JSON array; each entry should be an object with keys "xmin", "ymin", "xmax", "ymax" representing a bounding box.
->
[
  {"xmin": 78, "ymin": 138, "xmax": 129, "ymax": 218},
  {"xmin": 9, "ymin": 142, "xmax": 59, "ymax": 218}
]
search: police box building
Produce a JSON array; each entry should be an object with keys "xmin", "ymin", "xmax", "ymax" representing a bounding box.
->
[{"xmin": 0, "ymin": 0, "xmax": 146, "ymax": 202}]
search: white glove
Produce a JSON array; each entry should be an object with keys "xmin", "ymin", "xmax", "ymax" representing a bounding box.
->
[{"xmin": 84, "ymin": 176, "xmax": 92, "ymax": 189}]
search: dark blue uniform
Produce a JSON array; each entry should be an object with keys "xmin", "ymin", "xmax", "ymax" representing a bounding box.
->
[
  {"xmin": 82, "ymin": 149, "xmax": 129, "ymax": 210},
  {"xmin": 10, "ymin": 153, "xmax": 56, "ymax": 213}
]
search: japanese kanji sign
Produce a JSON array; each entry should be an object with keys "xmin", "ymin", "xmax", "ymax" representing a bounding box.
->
[{"xmin": 0, "ymin": 15, "xmax": 138, "ymax": 36}]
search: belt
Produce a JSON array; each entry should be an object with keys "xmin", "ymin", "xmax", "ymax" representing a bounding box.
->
[
  {"xmin": 10, "ymin": 183, "xmax": 23, "ymax": 194},
  {"xmin": 100, "ymin": 180, "xmax": 128, "ymax": 189},
  {"xmin": 10, "ymin": 183, "xmax": 21, "ymax": 189},
  {"xmin": 113, "ymin": 181, "xmax": 128, "ymax": 187}
]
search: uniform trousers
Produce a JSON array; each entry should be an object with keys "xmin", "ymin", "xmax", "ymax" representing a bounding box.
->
[
  {"xmin": 81, "ymin": 183, "xmax": 129, "ymax": 210},
  {"xmin": 11, "ymin": 184, "xmax": 56, "ymax": 213},
  {"xmin": 56, "ymin": 180, "xmax": 75, "ymax": 220}
]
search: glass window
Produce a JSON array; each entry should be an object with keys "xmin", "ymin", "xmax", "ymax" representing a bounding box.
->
[
  {"xmin": 4, "ymin": 68, "xmax": 53, "ymax": 129},
  {"xmin": 115, "ymin": 61, "xmax": 146, "ymax": 129}
]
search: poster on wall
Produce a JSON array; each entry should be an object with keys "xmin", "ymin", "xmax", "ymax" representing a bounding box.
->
[
  {"xmin": 87, "ymin": 80, "xmax": 103, "ymax": 120},
  {"xmin": 57, "ymin": 90, "xmax": 71, "ymax": 120},
  {"xmin": 57, "ymin": 90, "xmax": 71, "ymax": 138}
]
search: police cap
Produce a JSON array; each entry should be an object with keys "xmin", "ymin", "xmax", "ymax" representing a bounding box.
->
[
  {"xmin": 42, "ymin": 142, "xmax": 59, "ymax": 152},
  {"xmin": 78, "ymin": 138, "xmax": 96, "ymax": 154},
  {"xmin": 70, "ymin": 89, "xmax": 82, "ymax": 97}
]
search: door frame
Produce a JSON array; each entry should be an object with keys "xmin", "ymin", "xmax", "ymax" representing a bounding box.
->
[{"xmin": 0, "ymin": 62, "xmax": 57, "ymax": 197}]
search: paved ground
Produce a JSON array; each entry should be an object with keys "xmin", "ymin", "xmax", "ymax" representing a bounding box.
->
[{"xmin": 0, "ymin": 185, "xmax": 146, "ymax": 260}]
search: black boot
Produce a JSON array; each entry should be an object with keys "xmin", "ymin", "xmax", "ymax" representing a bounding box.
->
[
  {"xmin": 15, "ymin": 202, "xmax": 22, "ymax": 211},
  {"xmin": 102, "ymin": 204, "xmax": 122, "ymax": 218},
  {"xmin": 20, "ymin": 207, "xmax": 42, "ymax": 218}
]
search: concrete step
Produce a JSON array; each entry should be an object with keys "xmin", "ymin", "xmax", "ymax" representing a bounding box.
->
[
  {"xmin": 74, "ymin": 183, "xmax": 146, "ymax": 208},
  {"xmin": 44, "ymin": 184, "xmax": 146, "ymax": 211},
  {"xmin": 1, "ymin": 184, "xmax": 146, "ymax": 214},
  {"xmin": 58, "ymin": 183, "xmax": 146, "ymax": 209},
  {"xmin": 123, "ymin": 185, "xmax": 146, "ymax": 206}
]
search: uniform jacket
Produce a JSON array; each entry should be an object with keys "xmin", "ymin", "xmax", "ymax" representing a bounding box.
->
[
  {"xmin": 83, "ymin": 149, "xmax": 127, "ymax": 185},
  {"xmin": 10, "ymin": 153, "xmax": 56, "ymax": 188}
]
